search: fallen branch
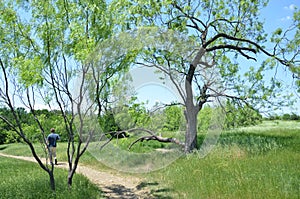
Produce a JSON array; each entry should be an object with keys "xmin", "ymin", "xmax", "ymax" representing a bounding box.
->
[
  {"xmin": 126, "ymin": 128, "xmax": 185, "ymax": 150},
  {"xmin": 98, "ymin": 130, "xmax": 129, "ymax": 150},
  {"xmin": 128, "ymin": 135, "xmax": 184, "ymax": 150},
  {"xmin": 98, "ymin": 128, "xmax": 185, "ymax": 150}
]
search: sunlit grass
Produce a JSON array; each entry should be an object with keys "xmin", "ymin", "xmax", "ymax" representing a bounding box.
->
[
  {"xmin": 147, "ymin": 147, "xmax": 300, "ymax": 198},
  {"xmin": 0, "ymin": 156, "xmax": 103, "ymax": 199},
  {"xmin": 145, "ymin": 120, "xmax": 300, "ymax": 198},
  {"xmin": 238, "ymin": 120, "xmax": 300, "ymax": 132}
]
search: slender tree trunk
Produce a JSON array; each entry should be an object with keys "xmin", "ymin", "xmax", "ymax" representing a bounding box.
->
[
  {"xmin": 68, "ymin": 173, "xmax": 73, "ymax": 187},
  {"xmin": 68, "ymin": 165, "xmax": 79, "ymax": 187},
  {"xmin": 67, "ymin": 156, "xmax": 80, "ymax": 187},
  {"xmin": 49, "ymin": 170, "xmax": 55, "ymax": 191},
  {"xmin": 67, "ymin": 163, "xmax": 75, "ymax": 187}
]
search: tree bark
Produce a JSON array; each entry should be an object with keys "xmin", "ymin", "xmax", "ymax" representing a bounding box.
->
[
  {"xmin": 68, "ymin": 174, "xmax": 73, "ymax": 187},
  {"xmin": 183, "ymin": 47, "xmax": 205, "ymax": 153},
  {"xmin": 49, "ymin": 170, "xmax": 55, "ymax": 191},
  {"xmin": 184, "ymin": 106, "xmax": 198, "ymax": 153}
]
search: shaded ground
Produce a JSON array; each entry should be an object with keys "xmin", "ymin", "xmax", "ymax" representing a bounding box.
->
[{"xmin": 0, "ymin": 152, "xmax": 170, "ymax": 198}]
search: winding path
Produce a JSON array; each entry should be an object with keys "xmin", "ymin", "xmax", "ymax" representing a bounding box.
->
[{"xmin": 0, "ymin": 152, "xmax": 154, "ymax": 198}]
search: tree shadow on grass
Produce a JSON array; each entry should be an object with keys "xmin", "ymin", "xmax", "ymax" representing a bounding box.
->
[
  {"xmin": 103, "ymin": 181, "xmax": 174, "ymax": 199},
  {"xmin": 0, "ymin": 145, "xmax": 8, "ymax": 151},
  {"xmin": 136, "ymin": 181, "xmax": 159, "ymax": 190},
  {"xmin": 150, "ymin": 189, "xmax": 174, "ymax": 199},
  {"xmin": 103, "ymin": 184, "xmax": 138, "ymax": 199},
  {"xmin": 55, "ymin": 162, "xmax": 67, "ymax": 166},
  {"xmin": 137, "ymin": 181, "xmax": 174, "ymax": 199}
]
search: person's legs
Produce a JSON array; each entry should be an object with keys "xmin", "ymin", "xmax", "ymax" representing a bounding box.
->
[
  {"xmin": 48, "ymin": 147, "xmax": 53, "ymax": 164},
  {"xmin": 52, "ymin": 147, "xmax": 57, "ymax": 165}
]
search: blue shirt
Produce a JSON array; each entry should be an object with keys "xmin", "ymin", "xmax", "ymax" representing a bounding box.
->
[{"xmin": 47, "ymin": 133, "xmax": 60, "ymax": 147}]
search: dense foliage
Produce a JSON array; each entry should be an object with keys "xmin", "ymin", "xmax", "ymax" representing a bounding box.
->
[
  {"xmin": 266, "ymin": 112, "xmax": 300, "ymax": 120},
  {"xmin": 0, "ymin": 107, "xmax": 67, "ymax": 144},
  {"xmin": 0, "ymin": 102, "xmax": 267, "ymax": 144}
]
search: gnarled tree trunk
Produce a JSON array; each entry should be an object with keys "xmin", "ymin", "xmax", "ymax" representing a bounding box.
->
[
  {"xmin": 184, "ymin": 107, "xmax": 198, "ymax": 153},
  {"xmin": 183, "ymin": 47, "xmax": 205, "ymax": 153}
]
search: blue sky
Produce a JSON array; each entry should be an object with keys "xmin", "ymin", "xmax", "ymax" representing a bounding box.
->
[
  {"xmin": 260, "ymin": 0, "xmax": 300, "ymax": 114},
  {"xmin": 261, "ymin": 0, "xmax": 299, "ymax": 26}
]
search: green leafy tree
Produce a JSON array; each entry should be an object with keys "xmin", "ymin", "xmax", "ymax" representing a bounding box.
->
[
  {"xmin": 110, "ymin": 0, "xmax": 299, "ymax": 152},
  {"xmin": 224, "ymin": 100, "xmax": 262, "ymax": 129},
  {"xmin": 24, "ymin": 0, "xmax": 116, "ymax": 188},
  {"xmin": 113, "ymin": 97, "xmax": 150, "ymax": 130},
  {"xmin": 0, "ymin": 1, "xmax": 58, "ymax": 190},
  {"xmin": 197, "ymin": 106, "xmax": 212, "ymax": 133},
  {"xmin": 0, "ymin": 0, "xmax": 124, "ymax": 190},
  {"xmin": 282, "ymin": 113, "xmax": 291, "ymax": 120},
  {"xmin": 290, "ymin": 113, "xmax": 300, "ymax": 120},
  {"xmin": 99, "ymin": 110, "xmax": 120, "ymax": 133},
  {"xmin": 163, "ymin": 105, "xmax": 183, "ymax": 131}
]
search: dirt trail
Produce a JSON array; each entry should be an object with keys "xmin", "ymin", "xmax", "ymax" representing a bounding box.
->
[{"xmin": 0, "ymin": 152, "xmax": 154, "ymax": 199}]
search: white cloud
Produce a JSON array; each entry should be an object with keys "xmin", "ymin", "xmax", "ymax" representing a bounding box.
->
[
  {"xmin": 280, "ymin": 16, "xmax": 292, "ymax": 21},
  {"xmin": 284, "ymin": 4, "xmax": 296, "ymax": 11}
]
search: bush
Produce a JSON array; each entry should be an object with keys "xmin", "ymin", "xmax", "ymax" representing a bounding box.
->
[{"xmin": 0, "ymin": 131, "xmax": 7, "ymax": 144}]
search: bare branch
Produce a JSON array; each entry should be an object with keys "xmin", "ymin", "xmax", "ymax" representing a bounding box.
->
[
  {"xmin": 127, "ymin": 128, "xmax": 184, "ymax": 150},
  {"xmin": 98, "ymin": 128, "xmax": 184, "ymax": 150},
  {"xmin": 135, "ymin": 61, "xmax": 186, "ymax": 103},
  {"xmin": 204, "ymin": 33, "xmax": 292, "ymax": 66},
  {"xmin": 207, "ymin": 44, "xmax": 257, "ymax": 60},
  {"xmin": 172, "ymin": 2, "xmax": 206, "ymax": 32},
  {"xmin": 148, "ymin": 102, "xmax": 184, "ymax": 114},
  {"xmin": 128, "ymin": 135, "xmax": 182, "ymax": 150}
]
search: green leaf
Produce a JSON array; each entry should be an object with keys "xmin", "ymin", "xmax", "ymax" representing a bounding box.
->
[{"xmin": 274, "ymin": 28, "xmax": 282, "ymax": 35}]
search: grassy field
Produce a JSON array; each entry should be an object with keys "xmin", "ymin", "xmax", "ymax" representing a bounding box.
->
[
  {"xmin": 0, "ymin": 120, "xmax": 299, "ymax": 198},
  {"xmin": 146, "ymin": 146, "xmax": 300, "ymax": 198},
  {"xmin": 145, "ymin": 120, "xmax": 300, "ymax": 198},
  {"xmin": 0, "ymin": 156, "xmax": 102, "ymax": 199}
]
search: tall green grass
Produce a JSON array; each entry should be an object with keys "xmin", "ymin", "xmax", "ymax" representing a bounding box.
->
[
  {"xmin": 148, "ymin": 148, "xmax": 300, "ymax": 199},
  {"xmin": 0, "ymin": 156, "xmax": 103, "ymax": 199},
  {"xmin": 145, "ymin": 121, "xmax": 300, "ymax": 198}
]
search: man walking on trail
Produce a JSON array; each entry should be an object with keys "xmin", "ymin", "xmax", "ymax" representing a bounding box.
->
[{"xmin": 47, "ymin": 128, "xmax": 60, "ymax": 165}]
